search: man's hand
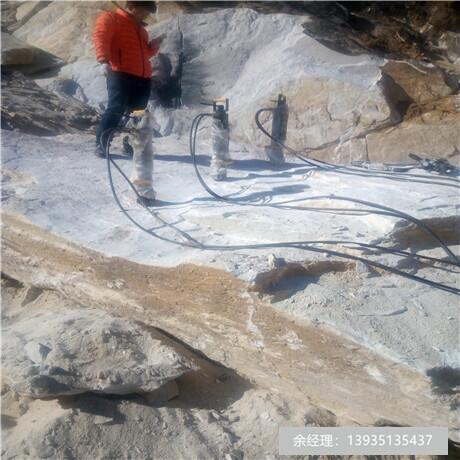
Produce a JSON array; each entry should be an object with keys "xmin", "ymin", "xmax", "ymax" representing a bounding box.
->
[
  {"xmin": 150, "ymin": 34, "xmax": 165, "ymax": 48},
  {"xmin": 97, "ymin": 61, "xmax": 110, "ymax": 76}
]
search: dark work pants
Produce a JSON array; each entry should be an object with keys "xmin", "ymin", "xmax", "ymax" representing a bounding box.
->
[{"xmin": 96, "ymin": 71, "xmax": 151, "ymax": 147}]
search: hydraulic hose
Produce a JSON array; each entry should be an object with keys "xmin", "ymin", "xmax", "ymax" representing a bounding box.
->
[
  {"xmin": 192, "ymin": 113, "xmax": 460, "ymax": 266},
  {"xmin": 255, "ymin": 108, "xmax": 460, "ymax": 188},
  {"xmin": 100, "ymin": 121, "xmax": 460, "ymax": 296},
  {"xmin": 102, "ymin": 127, "xmax": 203, "ymax": 248}
]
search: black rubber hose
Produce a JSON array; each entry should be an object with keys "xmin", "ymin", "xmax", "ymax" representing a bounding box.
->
[
  {"xmin": 299, "ymin": 156, "xmax": 460, "ymax": 189},
  {"xmin": 103, "ymin": 127, "xmax": 203, "ymax": 248},
  {"xmin": 101, "ymin": 123, "xmax": 460, "ymax": 295},
  {"xmin": 193, "ymin": 113, "xmax": 460, "ymax": 266},
  {"xmin": 314, "ymin": 152, "xmax": 460, "ymax": 184},
  {"xmin": 104, "ymin": 136, "xmax": 455, "ymax": 269},
  {"xmin": 255, "ymin": 108, "xmax": 460, "ymax": 188}
]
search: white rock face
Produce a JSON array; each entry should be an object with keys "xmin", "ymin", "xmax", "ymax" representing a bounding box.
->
[
  {"xmin": 366, "ymin": 103, "xmax": 460, "ymax": 162},
  {"xmin": 3, "ymin": 128, "xmax": 459, "ymax": 371},
  {"xmin": 57, "ymin": 59, "xmax": 108, "ymax": 110},
  {"xmin": 1, "ymin": 31, "xmax": 63, "ymax": 73},
  {"xmin": 17, "ymin": 5, "xmax": 390, "ymax": 161},
  {"xmin": 157, "ymin": 9, "xmax": 389, "ymax": 152},
  {"xmin": 2, "ymin": 308, "xmax": 196, "ymax": 397},
  {"xmin": 2, "ymin": 31, "xmax": 35, "ymax": 65},
  {"xmin": 13, "ymin": 1, "xmax": 50, "ymax": 32},
  {"xmin": 12, "ymin": 1, "xmax": 112, "ymax": 62},
  {"xmin": 8, "ymin": 3, "xmax": 458, "ymax": 163}
]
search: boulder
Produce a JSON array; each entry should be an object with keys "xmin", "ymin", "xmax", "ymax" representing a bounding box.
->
[
  {"xmin": 300, "ymin": 1, "xmax": 460, "ymax": 74},
  {"xmin": 382, "ymin": 61, "xmax": 454, "ymax": 105},
  {"xmin": 12, "ymin": 1, "xmax": 116, "ymax": 62},
  {"xmin": 2, "ymin": 308, "xmax": 196, "ymax": 398},
  {"xmin": 46, "ymin": 78, "xmax": 88, "ymax": 104},
  {"xmin": 1, "ymin": 71, "xmax": 98, "ymax": 135},
  {"xmin": 1, "ymin": 31, "xmax": 63, "ymax": 74},
  {"xmin": 1, "ymin": 1, "xmax": 20, "ymax": 30},
  {"xmin": 6, "ymin": 2, "xmax": 459, "ymax": 163},
  {"xmin": 55, "ymin": 59, "xmax": 107, "ymax": 110},
  {"xmin": 366, "ymin": 96, "xmax": 460, "ymax": 163},
  {"xmin": 168, "ymin": 8, "xmax": 389, "ymax": 151},
  {"xmin": 15, "ymin": 1, "xmax": 49, "ymax": 25},
  {"xmin": 1, "ymin": 31, "xmax": 34, "ymax": 66},
  {"xmin": 439, "ymin": 31, "xmax": 460, "ymax": 68}
]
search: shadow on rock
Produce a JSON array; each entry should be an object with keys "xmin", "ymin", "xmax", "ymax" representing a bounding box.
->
[
  {"xmin": 59, "ymin": 393, "xmax": 126, "ymax": 425},
  {"xmin": 146, "ymin": 324, "xmax": 253, "ymax": 412},
  {"xmin": 426, "ymin": 366, "xmax": 460, "ymax": 395}
]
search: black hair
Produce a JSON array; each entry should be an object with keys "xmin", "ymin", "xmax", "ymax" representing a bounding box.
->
[{"xmin": 126, "ymin": 1, "xmax": 157, "ymax": 13}]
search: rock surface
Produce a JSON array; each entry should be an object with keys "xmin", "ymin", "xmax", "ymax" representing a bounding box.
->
[
  {"xmin": 172, "ymin": 9, "xmax": 389, "ymax": 154},
  {"xmin": 382, "ymin": 61, "xmax": 455, "ymax": 105},
  {"xmin": 2, "ymin": 128, "xmax": 459, "ymax": 373},
  {"xmin": 1, "ymin": 71, "xmax": 98, "ymax": 135},
  {"xmin": 2, "ymin": 2, "xmax": 460, "ymax": 457},
  {"xmin": 366, "ymin": 95, "xmax": 460, "ymax": 163},
  {"xmin": 2, "ymin": 308, "xmax": 196, "ymax": 397},
  {"xmin": 11, "ymin": 1, "xmax": 114, "ymax": 62},
  {"xmin": 1, "ymin": 31, "xmax": 63, "ymax": 74},
  {"xmin": 2, "ymin": 214, "xmax": 459, "ymax": 453},
  {"xmin": 3, "ymin": 2, "xmax": 458, "ymax": 163},
  {"xmin": 0, "ymin": 1, "xmax": 20, "ymax": 30},
  {"xmin": 14, "ymin": 1, "xmax": 50, "ymax": 24},
  {"xmin": 300, "ymin": 2, "xmax": 460, "ymax": 73}
]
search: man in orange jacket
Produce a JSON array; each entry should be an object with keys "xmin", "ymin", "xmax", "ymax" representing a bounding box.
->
[{"xmin": 93, "ymin": 1, "xmax": 161, "ymax": 157}]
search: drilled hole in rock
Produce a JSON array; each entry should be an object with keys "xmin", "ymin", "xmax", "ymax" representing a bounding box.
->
[{"xmin": 151, "ymin": 53, "xmax": 181, "ymax": 109}]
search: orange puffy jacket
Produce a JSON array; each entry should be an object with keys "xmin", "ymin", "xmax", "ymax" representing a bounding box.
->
[{"xmin": 92, "ymin": 8, "xmax": 159, "ymax": 79}]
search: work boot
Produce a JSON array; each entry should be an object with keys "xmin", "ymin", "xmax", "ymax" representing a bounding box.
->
[
  {"xmin": 137, "ymin": 196, "xmax": 156, "ymax": 207},
  {"xmin": 135, "ymin": 186, "xmax": 156, "ymax": 208},
  {"xmin": 122, "ymin": 136, "xmax": 134, "ymax": 157},
  {"xmin": 212, "ymin": 167, "xmax": 227, "ymax": 181},
  {"xmin": 94, "ymin": 142, "xmax": 107, "ymax": 158}
]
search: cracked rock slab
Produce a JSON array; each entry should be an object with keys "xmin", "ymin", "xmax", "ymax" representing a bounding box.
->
[{"xmin": 2, "ymin": 308, "xmax": 196, "ymax": 398}]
